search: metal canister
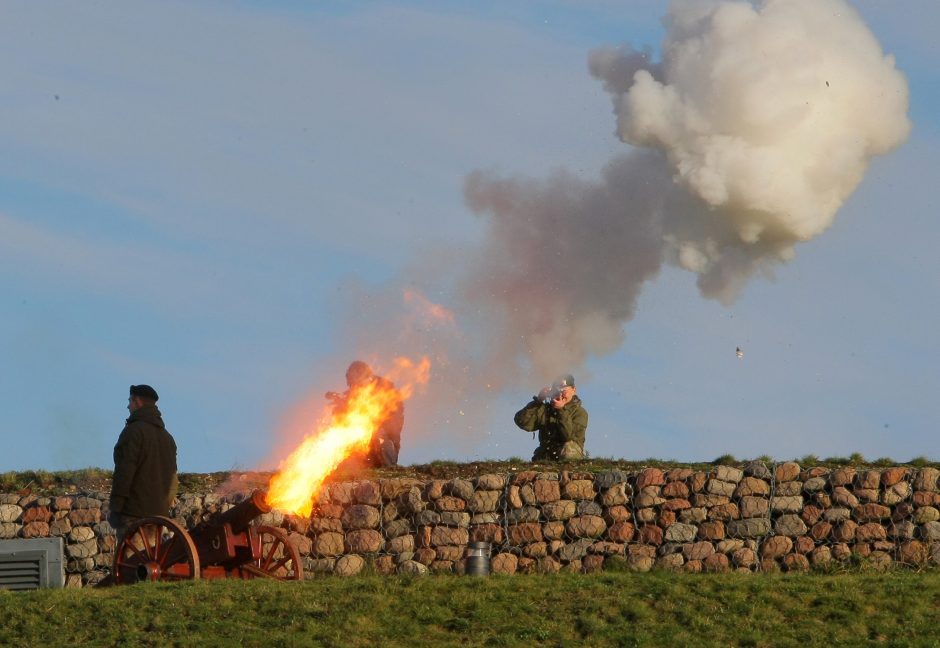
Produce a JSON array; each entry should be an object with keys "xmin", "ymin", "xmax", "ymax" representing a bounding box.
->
[{"xmin": 465, "ymin": 541, "xmax": 491, "ymax": 576}]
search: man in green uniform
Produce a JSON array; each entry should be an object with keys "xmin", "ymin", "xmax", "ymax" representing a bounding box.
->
[
  {"xmin": 108, "ymin": 384, "xmax": 178, "ymax": 545},
  {"xmin": 514, "ymin": 374, "xmax": 588, "ymax": 461}
]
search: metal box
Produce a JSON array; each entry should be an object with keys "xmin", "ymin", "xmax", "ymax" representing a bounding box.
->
[{"xmin": 0, "ymin": 537, "xmax": 65, "ymax": 590}]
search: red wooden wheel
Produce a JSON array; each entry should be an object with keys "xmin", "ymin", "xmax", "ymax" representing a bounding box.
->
[
  {"xmin": 113, "ymin": 516, "xmax": 201, "ymax": 584},
  {"xmin": 253, "ymin": 525, "xmax": 304, "ymax": 580}
]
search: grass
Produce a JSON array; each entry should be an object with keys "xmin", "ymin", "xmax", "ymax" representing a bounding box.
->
[
  {"xmin": 0, "ymin": 467, "xmax": 110, "ymax": 493},
  {"xmin": 0, "ymin": 469, "xmax": 238, "ymax": 495},
  {"xmin": 3, "ymin": 572, "xmax": 940, "ymax": 647},
  {"xmin": 4, "ymin": 454, "xmax": 940, "ymax": 495}
]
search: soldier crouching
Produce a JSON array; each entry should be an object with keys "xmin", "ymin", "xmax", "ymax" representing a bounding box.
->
[{"xmin": 513, "ymin": 374, "xmax": 587, "ymax": 461}]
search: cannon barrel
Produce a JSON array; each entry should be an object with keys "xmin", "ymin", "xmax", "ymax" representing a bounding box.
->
[{"xmin": 216, "ymin": 490, "xmax": 271, "ymax": 534}]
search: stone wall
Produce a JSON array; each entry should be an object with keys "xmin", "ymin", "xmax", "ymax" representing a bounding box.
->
[
  {"xmin": 3, "ymin": 462, "xmax": 940, "ymax": 586},
  {"xmin": 0, "ymin": 493, "xmax": 111, "ymax": 587}
]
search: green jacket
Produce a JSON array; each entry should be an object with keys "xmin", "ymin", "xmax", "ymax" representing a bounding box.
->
[
  {"xmin": 514, "ymin": 395, "xmax": 588, "ymax": 460},
  {"xmin": 110, "ymin": 404, "xmax": 178, "ymax": 517}
]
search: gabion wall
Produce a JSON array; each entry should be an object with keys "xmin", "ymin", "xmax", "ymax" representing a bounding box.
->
[{"xmin": 3, "ymin": 462, "xmax": 940, "ymax": 585}]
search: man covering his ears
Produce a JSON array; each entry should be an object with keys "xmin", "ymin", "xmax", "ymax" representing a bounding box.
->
[{"xmin": 514, "ymin": 374, "xmax": 588, "ymax": 461}]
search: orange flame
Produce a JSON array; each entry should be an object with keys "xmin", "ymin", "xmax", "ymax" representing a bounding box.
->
[
  {"xmin": 391, "ymin": 356, "xmax": 431, "ymax": 398},
  {"xmin": 265, "ymin": 356, "xmax": 430, "ymax": 517},
  {"xmin": 403, "ymin": 289, "xmax": 455, "ymax": 326}
]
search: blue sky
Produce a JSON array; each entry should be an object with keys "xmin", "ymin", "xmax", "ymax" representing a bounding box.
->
[{"xmin": 1, "ymin": 0, "xmax": 938, "ymax": 472}]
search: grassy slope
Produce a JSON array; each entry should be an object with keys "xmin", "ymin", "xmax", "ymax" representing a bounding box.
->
[{"xmin": 3, "ymin": 572, "xmax": 940, "ymax": 647}]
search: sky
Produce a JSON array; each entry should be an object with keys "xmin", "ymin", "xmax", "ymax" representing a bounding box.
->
[{"xmin": 1, "ymin": 0, "xmax": 938, "ymax": 473}]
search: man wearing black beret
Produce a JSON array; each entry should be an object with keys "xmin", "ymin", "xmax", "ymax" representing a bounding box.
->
[{"xmin": 108, "ymin": 385, "xmax": 178, "ymax": 545}]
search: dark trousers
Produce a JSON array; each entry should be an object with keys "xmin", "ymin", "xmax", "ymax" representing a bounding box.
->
[
  {"xmin": 108, "ymin": 511, "xmax": 139, "ymax": 550},
  {"xmin": 369, "ymin": 436, "xmax": 399, "ymax": 467}
]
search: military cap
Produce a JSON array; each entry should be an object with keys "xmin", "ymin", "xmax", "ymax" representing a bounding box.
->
[
  {"xmin": 129, "ymin": 384, "xmax": 159, "ymax": 402},
  {"xmin": 552, "ymin": 374, "xmax": 575, "ymax": 389}
]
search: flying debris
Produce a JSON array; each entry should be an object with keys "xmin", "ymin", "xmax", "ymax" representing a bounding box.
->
[{"xmin": 736, "ymin": 347, "xmax": 744, "ymax": 359}]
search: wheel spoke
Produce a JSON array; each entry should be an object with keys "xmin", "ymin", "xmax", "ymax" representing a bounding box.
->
[
  {"xmin": 123, "ymin": 541, "xmax": 149, "ymax": 565},
  {"xmin": 261, "ymin": 540, "xmax": 283, "ymax": 570},
  {"xmin": 157, "ymin": 534, "xmax": 178, "ymax": 566},
  {"xmin": 133, "ymin": 526, "xmax": 156, "ymax": 560},
  {"xmin": 269, "ymin": 556, "xmax": 292, "ymax": 574}
]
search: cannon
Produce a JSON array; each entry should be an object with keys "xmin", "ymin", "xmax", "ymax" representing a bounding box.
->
[{"xmin": 112, "ymin": 490, "xmax": 304, "ymax": 583}]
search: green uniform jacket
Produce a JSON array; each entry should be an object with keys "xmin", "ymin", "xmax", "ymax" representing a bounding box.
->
[
  {"xmin": 110, "ymin": 404, "xmax": 178, "ymax": 517},
  {"xmin": 514, "ymin": 395, "xmax": 588, "ymax": 460}
]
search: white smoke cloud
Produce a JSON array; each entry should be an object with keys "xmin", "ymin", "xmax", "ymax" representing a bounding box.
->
[{"xmin": 603, "ymin": 0, "xmax": 911, "ymax": 292}]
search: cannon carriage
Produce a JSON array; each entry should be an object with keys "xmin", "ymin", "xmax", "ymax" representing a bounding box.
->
[{"xmin": 112, "ymin": 490, "xmax": 303, "ymax": 583}]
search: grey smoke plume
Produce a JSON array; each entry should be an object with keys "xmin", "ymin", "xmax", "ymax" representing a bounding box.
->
[
  {"xmin": 462, "ymin": 0, "xmax": 910, "ymax": 383},
  {"xmin": 463, "ymin": 154, "xmax": 672, "ymax": 380}
]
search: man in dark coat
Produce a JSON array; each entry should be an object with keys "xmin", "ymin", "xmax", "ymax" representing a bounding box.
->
[
  {"xmin": 514, "ymin": 374, "xmax": 588, "ymax": 461},
  {"xmin": 326, "ymin": 361, "xmax": 404, "ymax": 467},
  {"xmin": 109, "ymin": 384, "xmax": 178, "ymax": 543}
]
